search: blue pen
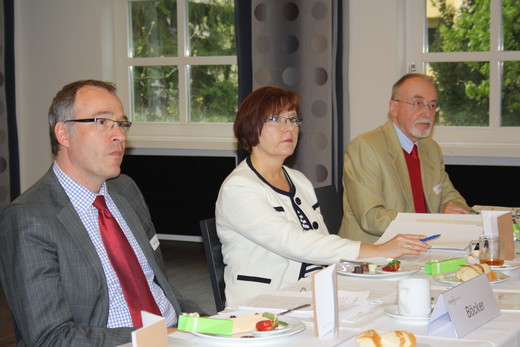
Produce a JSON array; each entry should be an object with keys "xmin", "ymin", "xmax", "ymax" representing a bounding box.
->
[{"xmin": 420, "ymin": 234, "xmax": 441, "ymax": 242}]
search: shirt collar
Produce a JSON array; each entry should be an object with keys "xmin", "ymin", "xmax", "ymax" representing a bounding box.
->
[
  {"xmin": 53, "ymin": 161, "xmax": 108, "ymax": 209},
  {"xmin": 392, "ymin": 122, "xmax": 417, "ymax": 154}
]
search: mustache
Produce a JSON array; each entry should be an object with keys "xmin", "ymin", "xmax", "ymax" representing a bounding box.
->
[{"xmin": 414, "ymin": 118, "xmax": 433, "ymax": 126}]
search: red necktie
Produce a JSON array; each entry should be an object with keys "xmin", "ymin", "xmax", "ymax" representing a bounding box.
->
[
  {"xmin": 403, "ymin": 145, "xmax": 427, "ymax": 213},
  {"xmin": 93, "ymin": 195, "xmax": 161, "ymax": 327}
]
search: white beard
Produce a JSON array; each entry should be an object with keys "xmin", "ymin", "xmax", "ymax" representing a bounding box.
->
[{"xmin": 411, "ymin": 118, "xmax": 433, "ymax": 139}]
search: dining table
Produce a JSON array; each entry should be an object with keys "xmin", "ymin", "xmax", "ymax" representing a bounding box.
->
[{"xmin": 168, "ymin": 245, "xmax": 520, "ymax": 346}]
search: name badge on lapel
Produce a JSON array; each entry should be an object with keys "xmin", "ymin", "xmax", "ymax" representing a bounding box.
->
[{"xmin": 150, "ymin": 234, "xmax": 160, "ymax": 250}]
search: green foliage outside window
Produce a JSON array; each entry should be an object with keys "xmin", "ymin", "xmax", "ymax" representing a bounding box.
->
[
  {"xmin": 129, "ymin": 0, "xmax": 237, "ymax": 123},
  {"xmin": 428, "ymin": 0, "xmax": 520, "ymax": 127}
]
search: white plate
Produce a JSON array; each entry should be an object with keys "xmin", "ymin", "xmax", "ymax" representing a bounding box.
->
[
  {"xmin": 434, "ymin": 272, "xmax": 510, "ymax": 285},
  {"xmin": 489, "ymin": 260, "xmax": 520, "ymax": 271},
  {"xmin": 383, "ymin": 304, "xmax": 430, "ymax": 324},
  {"xmin": 337, "ymin": 265, "xmax": 420, "ymax": 278},
  {"xmin": 191, "ymin": 311, "xmax": 306, "ymax": 344}
]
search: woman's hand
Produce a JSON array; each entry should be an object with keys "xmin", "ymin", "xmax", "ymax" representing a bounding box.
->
[{"xmin": 359, "ymin": 234, "xmax": 430, "ymax": 259}]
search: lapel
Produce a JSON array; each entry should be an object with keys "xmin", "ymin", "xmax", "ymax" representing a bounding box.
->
[
  {"xmin": 383, "ymin": 121, "xmax": 415, "ymax": 211},
  {"xmin": 417, "ymin": 140, "xmax": 436, "ymax": 211},
  {"xmin": 108, "ymin": 189, "xmax": 162, "ymax": 274},
  {"xmin": 44, "ymin": 170, "xmax": 107, "ymax": 285}
]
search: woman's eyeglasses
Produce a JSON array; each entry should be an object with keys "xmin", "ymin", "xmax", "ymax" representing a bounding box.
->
[{"xmin": 263, "ymin": 116, "xmax": 303, "ymax": 127}]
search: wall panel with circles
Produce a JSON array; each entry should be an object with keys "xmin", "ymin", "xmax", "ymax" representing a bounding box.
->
[{"xmin": 251, "ymin": 0, "xmax": 343, "ymax": 188}]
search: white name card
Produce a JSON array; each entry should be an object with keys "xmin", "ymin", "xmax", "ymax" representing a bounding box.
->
[
  {"xmin": 312, "ymin": 264, "xmax": 338, "ymax": 338},
  {"xmin": 426, "ymin": 274, "xmax": 500, "ymax": 338}
]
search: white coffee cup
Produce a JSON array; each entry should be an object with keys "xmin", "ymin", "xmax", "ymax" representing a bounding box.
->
[{"xmin": 397, "ymin": 278, "xmax": 431, "ymax": 317}]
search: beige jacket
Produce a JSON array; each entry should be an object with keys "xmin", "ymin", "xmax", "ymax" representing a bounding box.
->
[{"xmin": 339, "ymin": 120, "xmax": 468, "ymax": 243}]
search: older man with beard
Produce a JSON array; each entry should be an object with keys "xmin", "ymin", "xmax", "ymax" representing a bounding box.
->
[{"xmin": 338, "ymin": 73, "xmax": 469, "ymax": 243}]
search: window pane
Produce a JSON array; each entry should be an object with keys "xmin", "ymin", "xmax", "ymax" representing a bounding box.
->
[
  {"xmin": 188, "ymin": 0, "xmax": 235, "ymax": 57},
  {"xmin": 426, "ymin": 0, "xmax": 490, "ymax": 53},
  {"xmin": 502, "ymin": 0, "xmax": 520, "ymax": 51},
  {"xmin": 189, "ymin": 65, "xmax": 238, "ymax": 122},
  {"xmin": 428, "ymin": 62, "xmax": 489, "ymax": 126},
  {"xmin": 130, "ymin": 0, "xmax": 178, "ymax": 58},
  {"xmin": 502, "ymin": 61, "xmax": 520, "ymax": 126},
  {"xmin": 132, "ymin": 66, "xmax": 179, "ymax": 122}
]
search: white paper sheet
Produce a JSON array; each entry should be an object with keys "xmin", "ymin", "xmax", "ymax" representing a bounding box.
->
[
  {"xmin": 375, "ymin": 213, "xmax": 483, "ymax": 250},
  {"xmin": 236, "ymin": 289, "xmax": 369, "ymax": 319}
]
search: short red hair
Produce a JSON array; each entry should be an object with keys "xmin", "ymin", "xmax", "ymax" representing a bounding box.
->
[{"xmin": 234, "ymin": 86, "xmax": 299, "ymax": 152}]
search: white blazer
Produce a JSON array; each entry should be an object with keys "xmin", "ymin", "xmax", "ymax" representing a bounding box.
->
[{"xmin": 216, "ymin": 158, "xmax": 361, "ymax": 306}]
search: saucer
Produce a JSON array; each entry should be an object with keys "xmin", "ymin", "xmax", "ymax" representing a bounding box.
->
[{"xmin": 383, "ymin": 305, "xmax": 430, "ymax": 324}]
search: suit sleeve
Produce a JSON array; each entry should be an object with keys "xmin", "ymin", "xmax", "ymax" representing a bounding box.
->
[
  {"xmin": 343, "ymin": 139, "xmax": 398, "ymax": 237},
  {"xmin": 0, "ymin": 204, "xmax": 134, "ymax": 347}
]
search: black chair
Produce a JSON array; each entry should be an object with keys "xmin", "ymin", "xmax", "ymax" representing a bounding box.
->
[
  {"xmin": 200, "ymin": 218, "xmax": 226, "ymax": 312},
  {"xmin": 314, "ymin": 184, "xmax": 342, "ymax": 235}
]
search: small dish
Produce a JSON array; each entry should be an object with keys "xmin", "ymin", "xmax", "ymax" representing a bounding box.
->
[
  {"xmin": 434, "ymin": 272, "xmax": 510, "ymax": 285},
  {"xmin": 191, "ymin": 312, "xmax": 306, "ymax": 344},
  {"xmin": 250, "ymin": 324, "xmax": 291, "ymax": 336},
  {"xmin": 383, "ymin": 305, "xmax": 430, "ymax": 324},
  {"xmin": 337, "ymin": 264, "xmax": 420, "ymax": 278},
  {"xmin": 489, "ymin": 260, "xmax": 520, "ymax": 272}
]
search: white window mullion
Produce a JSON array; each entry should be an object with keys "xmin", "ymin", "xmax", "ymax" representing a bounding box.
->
[
  {"xmin": 178, "ymin": 0, "xmax": 189, "ymax": 124},
  {"xmin": 488, "ymin": 0, "xmax": 502, "ymax": 128}
]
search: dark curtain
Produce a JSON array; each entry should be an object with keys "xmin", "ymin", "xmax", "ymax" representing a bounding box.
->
[
  {"xmin": 234, "ymin": 0, "xmax": 252, "ymax": 163},
  {"xmin": 0, "ymin": 0, "xmax": 19, "ymax": 211}
]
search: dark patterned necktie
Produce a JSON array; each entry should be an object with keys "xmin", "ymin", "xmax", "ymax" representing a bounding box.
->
[{"xmin": 93, "ymin": 195, "xmax": 161, "ymax": 327}]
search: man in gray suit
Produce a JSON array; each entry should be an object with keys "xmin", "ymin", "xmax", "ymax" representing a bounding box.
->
[
  {"xmin": 339, "ymin": 73, "xmax": 469, "ymax": 243},
  {"xmin": 0, "ymin": 80, "xmax": 190, "ymax": 346}
]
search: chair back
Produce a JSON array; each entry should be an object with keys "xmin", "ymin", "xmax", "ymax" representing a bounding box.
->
[
  {"xmin": 314, "ymin": 184, "xmax": 342, "ymax": 235},
  {"xmin": 200, "ymin": 218, "xmax": 226, "ymax": 312}
]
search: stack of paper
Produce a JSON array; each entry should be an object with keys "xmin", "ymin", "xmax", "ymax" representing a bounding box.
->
[{"xmin": 375, "ymin": 213, "xmax": 483, "ymax": 251}]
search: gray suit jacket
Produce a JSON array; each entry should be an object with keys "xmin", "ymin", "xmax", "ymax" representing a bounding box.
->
[
  {"xmin": 0, "ymin": 168, "xmax": 182, "ymax": 346},
  {"xmin": 339, "ymin": 120, "xmax": 468, "ymax": 243}
]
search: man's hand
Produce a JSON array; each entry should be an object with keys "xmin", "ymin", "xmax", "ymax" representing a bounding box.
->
[{"xmin": 441, "ymin": 202, "xmax": 470, "ymax": 214}]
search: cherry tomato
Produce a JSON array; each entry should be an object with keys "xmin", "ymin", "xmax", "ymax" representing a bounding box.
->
[
  {"xmin": 256, "ymin": 320, "xmax": 278, "ymax": 331},
  {"xmin": 382, "ymin": 266, "xmax": 397, "ymax": 272}
]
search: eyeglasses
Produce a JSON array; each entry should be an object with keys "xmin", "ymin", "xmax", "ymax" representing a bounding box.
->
[
  {"xmin": 393, "ymin": 100, "xmax": 440, "ymax": 113},
  {"xmin": 264, "ymin": 116, "xmax": 303, "ymax": 127},
  {"xmin": 64, "ymin": 117, "xmax": 132, "ymax": 133}
]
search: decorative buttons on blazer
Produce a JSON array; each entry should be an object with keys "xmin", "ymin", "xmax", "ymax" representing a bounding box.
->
[
  {"xmin": 312, "ymin": 221, "xmax": 319, "ymax": 229},
  {"xmin": 295, "ymin": 197, "xmax": 301, "ymax": 205}
]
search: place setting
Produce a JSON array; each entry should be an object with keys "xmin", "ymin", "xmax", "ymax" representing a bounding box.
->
[
  {"xmin": 336, "ymin": 259, "xmax": 420, "ymax": 279},
  {"xmin": 435, "ymin": 234, "xmax": 512, "ymax": 286},
  {"xmin": 177, "ymin": 307, "xmax": 307, "ymax": 345},
  {"xmin": 383, "ymin": 278, "xmax": 432, "ymax": 324}
]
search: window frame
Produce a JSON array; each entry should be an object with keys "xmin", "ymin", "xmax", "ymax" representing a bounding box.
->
[
  {"xmin": 113, "ymin": 0, "xmax": 238, "ymax": 150},
  {"xmin": 405, "ymin": 1, "xmax": 520, "ymax": 158}
]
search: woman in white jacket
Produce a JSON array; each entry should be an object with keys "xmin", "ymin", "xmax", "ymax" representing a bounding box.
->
[{"xmin": 215, "ymin": 86, "xmax": 430, "ymax": 306}]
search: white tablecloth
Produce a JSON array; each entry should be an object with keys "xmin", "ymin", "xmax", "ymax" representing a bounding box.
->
[{"xmin": 169, "ymin": 262, "xmax": 520, "ymax": 346}]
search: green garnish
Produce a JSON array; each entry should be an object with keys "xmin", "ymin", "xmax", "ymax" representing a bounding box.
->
[
  {"xmin": 387, "ymin": 259, "xmax": 401, "ymax": 266},
  {"xmin": 262, "ymin": 312, "xmax": 288, "ymax": 327}
]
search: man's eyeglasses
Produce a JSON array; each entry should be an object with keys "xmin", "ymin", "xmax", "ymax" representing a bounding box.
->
[
  {"xmin": 393, "ymin": 100, "xmax": 440, "ymax": 113},
  {"xmin": 64, "ymin": 118, "xmax": 133, "ymax": 133},
  {"xmin": 264, "ymin": 116, "xmax": 303, "ymax": 127}
]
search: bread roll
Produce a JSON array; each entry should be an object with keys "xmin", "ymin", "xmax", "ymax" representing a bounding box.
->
[
  {"xmin": 356, "ymin": 330, "xmax": 416, "ymax": 347},
  {"xmin": 456, "ymin": 264, "xmax": 496, "ymax": 282},
  {"xmin": 356, "ymin": 329, "xmax": 381, "ymax": 347},
  {"xmin": 380, "ymin": 331, "xmax": 416, "ymax": 347}
]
